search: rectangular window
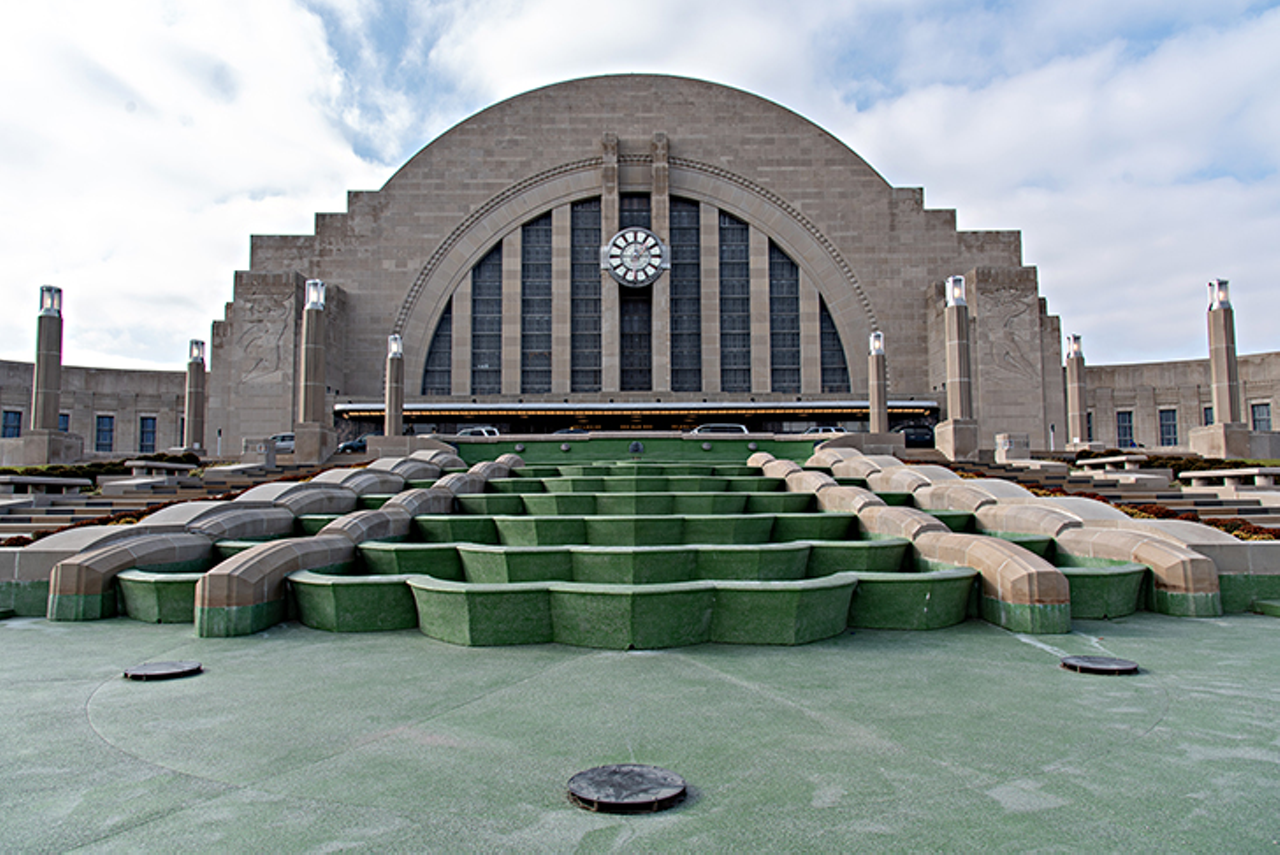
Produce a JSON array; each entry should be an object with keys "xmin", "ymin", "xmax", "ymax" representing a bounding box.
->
[
  {"xmin": 819, "ymin": 299, "xmax": 850, "ymax": 394},
  {"xmin": 719, "ymin": 212, "xmax": 751, "ymax": 393},
  {"xmin": 1252, "ymin": 402, "xmax": 1272, "ymax": 432},
  {"xmin": 1158, "ymin": 409, "xmax": 1178, "ymax": 447},
  {"xmin": 570, "ymin": 199, "xmax": 602, "ymax": 393},
  {"xmin": 668, "ymin": 198, "xmax": 701, "ymax": 392},
  {"xmin": 470, "ymin": 245, "xmax": 503, "ymax": 396},
  {"xmin": 1116, "ymin": 411, "xmax": 1134, "ymax": 448},
  {"xmin": 1203, "ymin": 406, "xmax": 1213, "ymax": 427},
  {"xmin": 1, "ymin": 410, "xmax": 21, "ymax": 439},
  {"xmin": 520, "ymin": 213, "xmax": 553, "ymax": 394},
  {"xmin": 422, "ymin": 301, "xmax": 453, "ymax": 396},
  {"xmin": 95, "ymin": 415, "xmax": 114, "ymax": 453},
  {"xmin": 1086, "ymin": 411, "xmax": 1094, "ymax": 443},
  {"xmin": 768, "ymin": 242, "xmax": 801, "ymax": 394},
  {"xmin": 59, "ymin": 413, "xmax": 70, "ymax": 432},
  {"xmin": 139, "ymin": 416, "xmax": 157, "ymax": 454}
]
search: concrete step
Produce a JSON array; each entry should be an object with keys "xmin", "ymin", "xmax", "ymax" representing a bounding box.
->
[{"xmin": 1254, "ymin": 600, "xmax": 1280, "ymax": 617}]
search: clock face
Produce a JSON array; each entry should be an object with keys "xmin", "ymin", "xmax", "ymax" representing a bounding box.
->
[{"xmin": 605, "ymin": 228, "xmax": 667, "ymax": 287}]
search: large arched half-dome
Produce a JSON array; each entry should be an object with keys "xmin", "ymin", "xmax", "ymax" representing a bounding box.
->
[{"xmin": 218, "ymin": 74, "xmax": 1059, "ymax": 448}]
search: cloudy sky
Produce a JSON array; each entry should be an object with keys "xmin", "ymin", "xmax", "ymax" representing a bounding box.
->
[{"xmin": 3, "ymin": 0, "xmax": 1277, "ymax": 371}]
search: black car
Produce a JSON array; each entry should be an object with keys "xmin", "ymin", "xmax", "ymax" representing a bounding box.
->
[{"xmin": 892, "ymin": 424, "xmax": 935, "ymax": 448}]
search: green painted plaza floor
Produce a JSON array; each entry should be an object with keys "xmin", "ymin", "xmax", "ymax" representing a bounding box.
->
[{"xmin": 3, "ymin": 614, "xmax": 1278, "ymax": 852}]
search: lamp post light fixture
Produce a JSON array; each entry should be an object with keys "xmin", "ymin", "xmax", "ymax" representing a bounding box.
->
[
  {"xmin": 39, "ymin": 285, "xmax": 63, "ymax": 317},
  {"xmin": 189, "ymin": 339, "xmax": 206, "ymax": 363},
  {"xmin": 387, "ymin": 334, "xmax": 404, "ymax": 358},
  {"xmin": 1067, "ymin": 334, "xmax": 1082, "ymax": 359},
  {"xmin": 304, "ymin": 279, "xmax": 326, "ymax": 310},
  {"xmin": 1208, "ymin": 278, "xmax": 1230, "ymax": 310},
  {"xmin": 945, "ymin": 275, "xmax": 966, "ymax": 307},
  {"xmin": 869, "ymin": 331, "xmax": 885, "ymax": 355}
]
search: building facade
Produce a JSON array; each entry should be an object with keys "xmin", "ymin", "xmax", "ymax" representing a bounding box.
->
[
  {"xmin": 6, "ymin": 75, "xmax": 1272, "ymax": 461},
  {"xmin": 208, "ymin": 75, "xmax": 1065, "ymax": 448},
  {"xmin": 0, "ymin": 360, "xmax": 185, "ymax": 459}
]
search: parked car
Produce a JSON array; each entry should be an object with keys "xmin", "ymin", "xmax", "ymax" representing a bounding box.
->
[
  {"xmin": 892, "ymin": 424, "xmax": 935, "ymax": 448},
  {"xmin": 337, "ymin": 432, "xmax": 381, "ymax": 454},
  {"xmin": 803, "ymin": 426, "xmax": 848, "ymax": 435},
  {"xmin": 269, "ymin": 432, "xmax": 295, "ymax": 453},
  {"xmin": 457, "ymin": 425, "xmax": 500, "ymax": 437},
  {"xmin": 690, "ymin": 423, "xmax": 749, "ymax": 434}
]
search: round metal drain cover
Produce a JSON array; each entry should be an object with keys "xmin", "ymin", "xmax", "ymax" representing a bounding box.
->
[
  {"xmin": 1061, "ymin": 655, "xmax": 1139, "ymax": 675},
  {"xmin": 124, "ymin": 661, "xmax": 203, "ymax": 681},
  {"xmin": 568, "ymin": 764, "xmax": 687, "ymax": 813}
]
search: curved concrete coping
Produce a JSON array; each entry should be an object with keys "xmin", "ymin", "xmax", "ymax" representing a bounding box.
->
[
  {"xmin": 960, "ymin": 478, "xmax": 1036, "ymax": 500},
  {"xmin": 187, "ymin": 505, "xmax": 297, "ymax": 541},
  {"xmin": 435, "ymin": 471, "xmax": 486, "ymax": 495},
  {"xmin": 195, "ymin": 535, "xmax": 355, "ymax": 637},
  {"xmin": 762, "ymin": 459, "xmax": 803, "ymax": 479},
  {"xmin": 236, "ymin": 481, "xmax": 359, "ymax": 516},
  {"xmin": 831, "ymin": 458, "xmax": 883, "ymax": 479},
  {"xmin": 974, "ymin": 503, "xmax": 1082, "ymax": 539},
  {"xmin": 816, "ymin": 485, "xmax": 885, "ymax": 513},
  {"xmin": 746, "ymin": 451, "xmax": 776, "ymax": 469},
  {"xmin": 867, "ymin": 467, "xmax": 931, "ymax": 494},
  {"xmin": 288, "ymin": 570, "xmax": 420, "ymax": 632},
  {"xmin": 470, "ymin": 460, "xmax": 511, "ymax": 481},
  {"xmin": 116, "ymin": 568, "xmax": 205, "ymax": 624},
  {"xmin": 48, "ymin": 532, "xmax": 214, "ymax": 621},
  {"xmin": 913, "ymin": 531, "xmax": 1071, "ymax": 633},
  {"xmin": 857, "ymin": 505, "xmax": 951, "ymax": 541},
  {"xmin": 133, "ymin": 501, "xmax": 272, "ymax": 535},
  {"xmin": 406, "ymin": 571, "xmax": 860, "ymax": 648},
  {"xmin": 409, "ymin": 448, "xmax": 467, "ymax": 469},
  {"xmin": 913, "ymin": 483, "xmax": 998, "ymax": 513},
  {"xmin": 367, "ymin": 457, "xmax": 441, "ymax": 482},
  {"xmin": 382, "ymin": 487, "xmax": 454, "ymax": 517},
  {"xmin": 1039, "ymin": 496, "xmax": 1134, "ymax": 522},
  {"xmin": 785, "ymin": 470, "xmax": 838, "ymax": 494},
  {"xmin": 907, "ymin": 464, "xmax": 963, "ymax": 484},
  {"xmin": 311, "ymin": 468, "xmax": 406, "ymax": 495},
  {"xmin": 318, "ymin": 507, "xmax": 412, "ymax": 544},
  {"xmin": 847, "ymin": 567, "xmax": 979, "ymax": 630},
  {"xmin": 494, "ymin": 452, "xmax": 526, "ymax": 470},
  {"xmin": 1055, "ymin": 526, "xmax": 1221, "ymax": 617},
  {"xmin": 1056, "ymin": 563, "xmax": 1148, "ymax": 620}
]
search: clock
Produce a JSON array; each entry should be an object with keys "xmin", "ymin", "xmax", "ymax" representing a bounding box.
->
[{"xmin": 602, "ymin": 227, "xmax": 669, "ymax": 287}]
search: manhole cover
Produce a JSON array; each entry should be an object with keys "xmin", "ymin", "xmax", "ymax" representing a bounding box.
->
[
  {"xmin": 123, "ymin": 661, "xmax": 204, "ymax": 681},
  {"xmin": 1061, "ymin": 655, "xmax": 1139, "ymax": 675},
  {"xmin": 567, "ymin": 764, "xmax": 687, "ymax": 813}
]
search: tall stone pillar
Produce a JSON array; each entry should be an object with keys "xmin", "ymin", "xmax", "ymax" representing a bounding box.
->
[
  {"xmin": 600, "ymin": 133, "xmax": 621, "ymax": 393},
  {"xmin": 31, "ymin": 285, "xmax": 63, "ymax": 432},
  {"xmin": 1191, "ymin": 278, "xmax": 1250, "ymax": 458},
  {"xmin": 385, "ymin": 334, "xmax": 404, "ymax": 437},
  {"xmin": 7, "ymin": 286, "xmax": 83, "ymax": 466},
  {"xmin": 868, "ymin": 332, "xmax": 889, "ymax": 434},
  {"xmin": 936, "ymin": 275, "xmax": 979, "ymax": 460},
  {"xmin": 184, "ymin": 340, "xmax": 206, "ymax": 452},
  {"xmin": 298, "ymin": 280, "xmax": 327, "ymax": 424},
  {"xmin": 1063, "ymin": 333, "xmax": 1099, "ymax": 451},
  {"xmin": 651, "ymin": 132, "xmax": 672, "ymax": 393},
  {"xmin": 1207, "ymin": 279, "xmax": 1241, "ymax": 425},
  {"xmin": 294, "ymin": 279, "xmax": 336, "ymax": 463}
]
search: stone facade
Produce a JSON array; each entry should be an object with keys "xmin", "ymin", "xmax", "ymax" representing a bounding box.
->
[
  {"xmin": 0, "ymin": 360, "xmax": 186, "ymax": 458},
  {"xmin": 208, "ymin": 74, "xmax": 1063, "ymax": 452},
  {"xmin": 1084, "ymin": 352, "xmax": 1280, "ymax": 454}
]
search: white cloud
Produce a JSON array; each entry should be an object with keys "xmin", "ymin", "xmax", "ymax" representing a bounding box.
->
[
  {"xmin": 1, "ymin": 0, "xmax": 1277, "ymax": 373},
  {"xmin": 0, "ymin": 0, "xmax": 388, "ymax": 369}
]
